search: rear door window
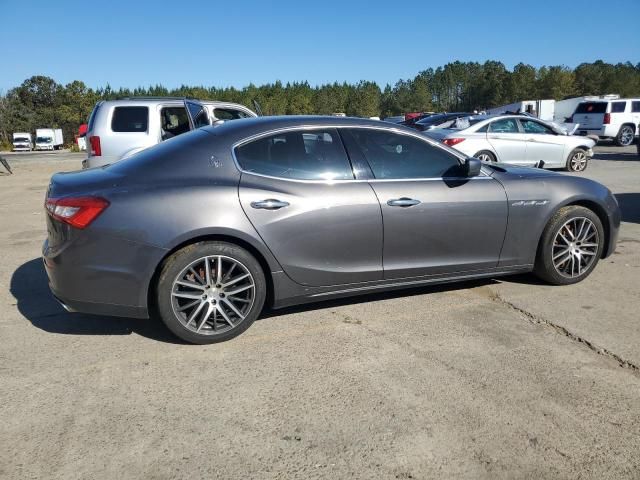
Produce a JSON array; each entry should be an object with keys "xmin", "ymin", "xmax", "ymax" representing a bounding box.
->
[
  {"xmin": 235, "ymin": 129, "xmax": 354, "ymax": 181},
  {"xmin": 111, "ymin": 106, "xmax": 149, "ymax": 132},
  {"xmin": 160, "ymin": 107, "xmax": 190, "ymax": 140},
  {"xmin": 632, "ymin": 101, "xmax": 640, "ymax": 113},
  {"xmin": 575, "ymin": 102, "xmax": 607, "ymax": 114},
  {"xmin": 488, "ymin": 118, "xmax": 519, "ymax": 133},
  {"xmin": 611, "ymin": 101, "xmax": 626, "ymax": 113}
]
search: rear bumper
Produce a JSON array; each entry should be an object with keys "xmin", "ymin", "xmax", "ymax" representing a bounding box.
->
[{"xmin": 42, "ymin": 233, "xmax": 167, "ymax": 320}]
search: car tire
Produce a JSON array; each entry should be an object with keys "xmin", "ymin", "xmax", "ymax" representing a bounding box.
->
[
  {"xmin": 474, "ymin": 150, "xmax": 496, "ymax": 162},
  {"xmin": 534, "ymin": 206, "xmax": 604, "ymax": 285},
  {"xmin": 615, "ymin": 125, "xmax": 635, "ymax": 146},
  {"xmin": 564, "ymin": 148, "xmax": 589, "ymax": 172},
  {"xmin": 155, "ymin": 241, "xmax": 267, "ymax": 344}
]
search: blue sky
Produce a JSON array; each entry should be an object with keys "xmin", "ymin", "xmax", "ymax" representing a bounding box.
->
[{"xmin": 1, "ymin": 0, "xmax": 638, "ymax": 92}]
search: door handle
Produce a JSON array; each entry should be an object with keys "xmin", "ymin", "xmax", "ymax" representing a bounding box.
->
[
  {"xmin": 387, "ymin": 197, "xmax": 421, "ymax": 207},
  {"xmin": 250, "ymin": 199, "xmax": 290, "ymax": 210}
]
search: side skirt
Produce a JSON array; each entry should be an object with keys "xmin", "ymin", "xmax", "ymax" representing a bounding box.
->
[{"xmin": 270, "ymin": 265, "xmax": 533, "ymax": 309}]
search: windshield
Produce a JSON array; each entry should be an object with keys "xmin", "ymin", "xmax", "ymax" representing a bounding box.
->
[
  {"xmin": 14, "ymin": 137, "xmax": 29, "ymax": 142},
  {"xmin": 36, "ymin": 136, "xmax": 52, "ymax": 143}
]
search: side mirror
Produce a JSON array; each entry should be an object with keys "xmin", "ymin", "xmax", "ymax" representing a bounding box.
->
[{"xmin": 464, "ymin": 157, "xmax": 482, "ymax": 177}]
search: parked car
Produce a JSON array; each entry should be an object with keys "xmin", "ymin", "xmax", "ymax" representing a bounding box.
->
[
  {"xmin": 406, "ymin": 112, "xmax": 474, "ymax": 131},
  {"xmin": 35, "ymin": 128, "xmax": 63, "ymax": 151},
  {"xmin": 12, "ymin": 132, "xmax": 32, "ymax": 151},
  {"xmin": 43, "ymin": 116, "xmax": 620, "ymax": 344},
  {"xmin": 424, "ymin": 114, "xmax": 596, "ymax": 172},
  {"xmin": 83, "ymin": 97, "xmax": 256, "ymax": 168},
  {"xmin": 571, "ymin": 98, "xmax": 640, "ymax": 146}
]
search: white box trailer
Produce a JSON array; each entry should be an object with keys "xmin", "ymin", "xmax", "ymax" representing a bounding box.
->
[
  {"xmin": 12, "ymin": 132, "xmax": 32, "ymax": 151},
  {"xmin": 486, "ymin": 100, "xmax": 555, "ymax": 121},
  {"xmin": 35, "ymin": 128, "xmax": 64, "ymax": 151}
]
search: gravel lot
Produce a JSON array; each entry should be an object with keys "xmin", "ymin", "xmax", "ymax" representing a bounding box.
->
[{"xmin": 1, "ymin": 146, "xmax": 639, "ymax": 479}]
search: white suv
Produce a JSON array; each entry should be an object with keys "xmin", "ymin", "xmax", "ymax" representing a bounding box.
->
[
  {"xmin": 83, "ymin": 98, "xmax": 256, "ymax": 168},
  {"xmin": 572, "ymin": 98, "xmax": 640, "ymax": 146}
]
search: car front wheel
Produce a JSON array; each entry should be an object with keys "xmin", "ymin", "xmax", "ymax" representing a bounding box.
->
[
  {"xmin": 156, "ymin": 241, "xmax": 266, "ymax": 344},
  {"xmin": 534, "ymin": 206, "xmax": 604, "ymax": 285},
  {"xmin": 565, "ymin": 148, "xmax": 589, "ymax": 172}
]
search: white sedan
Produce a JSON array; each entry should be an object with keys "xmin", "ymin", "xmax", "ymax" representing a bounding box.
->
[{"xmin": 423, "ymin": 115, "xmax": 596, "ymax": 172}]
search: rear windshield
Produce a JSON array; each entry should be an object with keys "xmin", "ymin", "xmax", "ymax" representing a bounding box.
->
[
  {"xmin": 111, "ymin": 106, "xmax": 149, "ymax": 132},
  {"xmin": 575, "ymin": 102, "xmax": 607, "ymax": 114},
  {"xmin": 611, "ymin": 102, "xmax": 626, "ymax": 113}
]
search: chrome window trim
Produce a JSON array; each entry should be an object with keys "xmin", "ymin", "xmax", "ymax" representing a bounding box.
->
[{"xmin": 231, "ymin": 124, "xmax": 490, "ymax": 184}]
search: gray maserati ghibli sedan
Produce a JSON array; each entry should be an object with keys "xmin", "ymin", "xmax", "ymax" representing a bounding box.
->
[{"xmin": 43, "ymin": 115, "xmax": 620, "ymax": 344}]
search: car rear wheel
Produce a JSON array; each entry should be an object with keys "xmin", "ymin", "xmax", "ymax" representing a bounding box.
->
[
  {"xmin": 156, "ymin": 241, "xmax": 266, "ymax": 344},
  {"xmin": 565, "ymin": 148, "xmax": 589, "ymax": 172},
  {"xmin": 615, "ymin": 125, "xmax": 635, "ymax": 146},
  {"xmin": 474, "ymin": 150, "xmax": 496, "ymax": 162},
  {"xmin": 534, "ymin": 206, "xmax": 604, "ymax": 285}
]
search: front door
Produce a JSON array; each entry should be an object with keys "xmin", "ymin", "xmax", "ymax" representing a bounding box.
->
[
  {"xmin": 236, "ymin": 128, "xmax": 383, "ymax": 286},
  {"xmin": 342, "ymin": 128, "xmax": 508, "ymax": 279},
  {"xmin": 520, "ymin": 118, "xmax": 566, "ymax": 167}
]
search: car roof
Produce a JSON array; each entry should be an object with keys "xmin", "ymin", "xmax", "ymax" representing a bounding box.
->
[
  {"xmin": 200, "ymin": 115, "xmax": 425, "ymax": 143},
  {"xmin": 96, "ymin": 98, "xmax": 249, "ymax": 108}
]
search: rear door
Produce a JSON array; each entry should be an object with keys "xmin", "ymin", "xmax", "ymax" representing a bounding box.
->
[
  {"xmin": 486, "ymin": 118, "xmax": 529, "ymax": 164},
  {"xmin": 573, "ymin": 101, "xmax": 607, "ymax": 132},
  {"xmin": 237, "ymin": 128, "xmax": 383, "ymax": 286},
  {"xmin": 632, "ymin": 101, "xmax": 640, "ymax": 132},
  {"xmin": 520, "ymin": 118, "xmax": 566, "ymax": 167}
]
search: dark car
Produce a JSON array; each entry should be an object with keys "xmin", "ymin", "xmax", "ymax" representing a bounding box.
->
[
  {"xmin": 43, "ymin": 116, "xmax": 620, "ymax": 344},
  {"xmin": 405, "ymin": 112, "xmax": 475, "ymax": 131}
]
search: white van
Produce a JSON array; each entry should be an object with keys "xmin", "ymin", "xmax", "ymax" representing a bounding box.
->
[
  {"xmin": 83, "ymin": 98, "xmax": 256, "ymax": 169},
  {"xmin": 572, "ymin": 98, "xmax": 640, "ymax": 146},
  {"xmin": 12, "ymin": 132, "xmax": 32, "ymax": 151}
]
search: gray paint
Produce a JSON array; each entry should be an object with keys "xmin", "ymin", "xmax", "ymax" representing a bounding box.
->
[{"xmin": 43, "ymin": 116, "xmax": 621, "ymax": 318}]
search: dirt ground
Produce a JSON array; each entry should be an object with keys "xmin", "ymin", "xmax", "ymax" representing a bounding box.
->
[{"xmin": 1, "ymin": 146, "xmax": 639, "ymax": 479}]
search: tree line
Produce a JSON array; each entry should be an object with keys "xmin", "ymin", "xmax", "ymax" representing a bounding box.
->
[{"xmin": 1, "ymin": 60, "xmax": 639, "ymax": 147}]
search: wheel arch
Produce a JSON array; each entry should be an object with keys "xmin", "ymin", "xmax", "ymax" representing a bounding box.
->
[
  {"xmin": 146, "ymin": 232, "xmax": 278, "ymax": 315},
  {"xmin": 536, "ymin": 198, "xmax": 611, "ymax": 261}
]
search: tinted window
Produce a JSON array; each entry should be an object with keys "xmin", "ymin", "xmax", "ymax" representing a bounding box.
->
[
  {"xmin": 160, "ymin": 107, "xmax": 190, "ymax": 140},
  {"xmin": 611, "ymin": 101, "xmax": 626, "ymax": 113},
  {"xmin": 632, "ymin": 101, "xmax": 640, "ymax": 113},
  {"xmin": 488, "ymin": 118, "xmax": 519, "ymax": 133},
  {"xmin": 346, "ymin": 128, "xmax": 460, "ymax": 179},
  {"xmin": 521, "ymin": 119, "xmax": 554, "ymax": 135},
  {"xmin": 575, "ymin": 102, "xmax": 607, "ymax": 114},
  {"xmin": 235, "ymin": 129, "xmax": 353, "ymax": 180},
  {"xmin": 214, "ymin": 108, "xmax": 252, "ymax": 121},
  {"xmin": 186, "ymin": 102, "xmax": 209, "ymax": 128},
  {"xmin": 111, "ymin": 106, "xmax": 148, "ymax": 132}
]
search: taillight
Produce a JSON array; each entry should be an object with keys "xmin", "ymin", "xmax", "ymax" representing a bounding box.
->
[
  {"xmin": 603, "ymin": 113, "xmax": 611, "ymax": 124},
  {"xmin": 45, "ymin": 196, "xmax": 109, "ymax": 229},
  {"xmin": 89, "ymin": 135, "xmax": 101, "ymax": 156},
  {"xmin": 443, "ymin": 138, "xmax": 465, "ymax": 146}
]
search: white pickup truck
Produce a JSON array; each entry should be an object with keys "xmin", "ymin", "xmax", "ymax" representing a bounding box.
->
[{"xmin": 35, "ymin": 128, "xmax": 64, "ymax": 151}]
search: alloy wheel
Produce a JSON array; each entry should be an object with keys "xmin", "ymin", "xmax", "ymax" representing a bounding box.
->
[
  {"xmin": 170, "ymin": 255, "xmax": 255, "ymax": 335},
  {"xmin": 569, "ymin": 151, "xmax": 588, "ymax": 171},
  {"xmin": 619, "ymin": 126, "xmax": 634, "ymax": 146},
  {"xmin": 476, "ymin": 152, "xmax": 494, "ymax": 162},
  {"xmin": 552, "ymin": 217, "xmax": 599, "ymax": 278}
]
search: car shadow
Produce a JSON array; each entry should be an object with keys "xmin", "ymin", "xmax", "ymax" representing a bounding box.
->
[
  {"xmin": 593, "ymin": 152, "xmax": 639, "ymax": 162},
  {"xmin": 614, "ymin": 193, "xmax": 640, "ymax": 224},
  {"xmin": 10, "ymin": 258, "xmax": 184, "ymax": 344}
]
